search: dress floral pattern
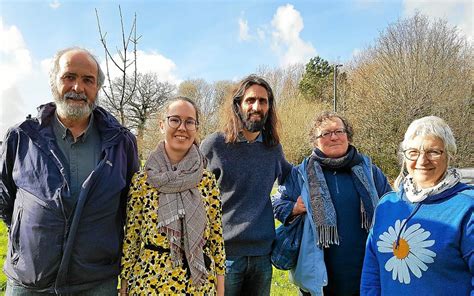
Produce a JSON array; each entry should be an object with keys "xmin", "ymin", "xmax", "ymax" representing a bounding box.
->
[
  {"xmin": 377, "ymin": 219, "xmax": 436, "ymax": 284},
  {"xmin": 120, "ymin": 170, "xmax": 225, "ymax": 295}
]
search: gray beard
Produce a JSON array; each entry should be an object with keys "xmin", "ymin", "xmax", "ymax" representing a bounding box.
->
[{"xmin": 54, "ymin": 91, "xmax": 96, "ymax": 121}]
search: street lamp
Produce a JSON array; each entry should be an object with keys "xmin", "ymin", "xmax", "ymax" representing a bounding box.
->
[{"xmin": 333, "ymin": 64, "xmax": 343, "ymax": 112}]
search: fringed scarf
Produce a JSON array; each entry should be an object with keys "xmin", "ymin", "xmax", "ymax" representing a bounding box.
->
[
  {"xmin": 144, "ymin": 141, "xmax": 208, "ymax": 287},
  {"xmin": 306, "ymin": 145, "xmax": 379, "ymax": 248}
]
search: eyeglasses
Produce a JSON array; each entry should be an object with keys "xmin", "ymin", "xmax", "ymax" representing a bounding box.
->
[
  {"xmin": 166, "ymin": 116, "xmax": 198, "ymax": 131},
  {"xmin": 402, "ymin": 149, "xmax": 444, "ymax": 161},
  {"xmin": 316, "ymin": 128, "xmax": 347, "ymax": 139}
]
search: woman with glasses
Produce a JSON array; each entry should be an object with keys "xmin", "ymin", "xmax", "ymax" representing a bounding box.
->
[
  {"xmin": 119, "ymin": 97, "xmax": 225, "ymax": 295},
  {"xmin": 272, "ymin": 111, "xmax": 391, "ymax": 295},
  {"xmin": 361, "ymin": 116, "xmax": 473, "ymax": 295}
]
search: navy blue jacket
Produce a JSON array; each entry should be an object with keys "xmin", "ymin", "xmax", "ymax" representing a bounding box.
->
[{"xmin": 0, "ymin": 103, "xmax": 139, "ymax": 293}]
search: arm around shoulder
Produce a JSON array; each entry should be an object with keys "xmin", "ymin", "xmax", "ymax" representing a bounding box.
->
[
  {"xmin": 372, "ymin": 164, "xmax": 392, "ymax": 196},
  {"xmin": 272, "ymin": 166, "xmax": 303, "ymax": 224}
]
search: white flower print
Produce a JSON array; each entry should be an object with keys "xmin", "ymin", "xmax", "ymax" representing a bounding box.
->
[{"xmin": 377, "ymin": 219, "xmax": 436, "ymax": 284}]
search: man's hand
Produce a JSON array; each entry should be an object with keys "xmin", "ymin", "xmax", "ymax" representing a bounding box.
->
[{"xmin": 291, "ymin": 196, "xmax": 306, "ymax": 216}]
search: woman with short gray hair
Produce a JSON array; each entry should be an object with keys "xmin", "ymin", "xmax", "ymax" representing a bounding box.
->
[{"xmin": 361, "ymin": 116, "xmax": 473, "ymax": 295}]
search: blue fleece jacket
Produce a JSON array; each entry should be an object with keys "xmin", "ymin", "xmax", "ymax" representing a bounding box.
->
[{"xmin": 361, "ymin": 182, "xmax": 473, "ymax": 296}]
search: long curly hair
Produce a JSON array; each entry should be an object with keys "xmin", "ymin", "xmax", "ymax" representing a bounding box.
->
[{"xmin": 222, "ymin": 74, "xmax": 280, "ymax": 147}]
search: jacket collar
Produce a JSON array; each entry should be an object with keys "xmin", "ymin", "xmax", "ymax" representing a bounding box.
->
[{"xmin": 34, "ymin": 102, "xmax": 127, "ymax": 147}]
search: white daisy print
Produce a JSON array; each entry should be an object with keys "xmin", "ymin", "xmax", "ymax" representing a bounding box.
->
[{"xmin": 376, "ymin": 219, "xmax": 436, "ymax": 284}]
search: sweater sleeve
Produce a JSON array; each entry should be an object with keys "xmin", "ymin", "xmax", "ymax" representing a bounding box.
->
[
  {"xmin": 360, "ymin": 227, "xmax": 381, "ymax": 296},
  {"xmin": 460, "ymin": 201, "xmax": 473, "ymax": 291},
  {"xmin": 120, "ymin": 172, "xmax": 146, "ymax": 280},
  {"xmin": 276, "ymin": 144, "xmax": 293, "ymax": 185},
  {"xmin": 200, "ymin": 133, "xmax": 222, "ymax": 181},
  {"xmin": 271, "ymin": 166, "xmax": 302, "ymax": 225},
  {"xmin": 0, "ymin": 128, "xmax": 18, "ymax": 227},
  {"xmin": 201, "ymin": 171, "xmax": 226, "ymax": 276},
  {"xmin": 372, "ymin": 164, "xmax": 392, "ymax": 197}
]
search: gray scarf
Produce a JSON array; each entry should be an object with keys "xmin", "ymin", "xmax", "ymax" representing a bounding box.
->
[
  {"xmin": 306, "ymin": 146, "xmax": 379, "ymax": 248},
  {"xmin": 144, "ymin": 141, "xmax": 208, "ymax": 286}
]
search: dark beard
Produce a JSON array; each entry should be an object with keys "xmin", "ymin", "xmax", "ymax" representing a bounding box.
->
[{"xmin": 240, "ymin": 110, "xmax": 268, "ymax": 132}]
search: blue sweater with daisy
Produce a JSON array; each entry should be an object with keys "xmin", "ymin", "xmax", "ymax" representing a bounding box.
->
[{"xmin": 361, "ymin": 182, "xmax": 473, "ymax": 296}]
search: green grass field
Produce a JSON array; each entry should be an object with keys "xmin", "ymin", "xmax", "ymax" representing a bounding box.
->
[{"xmin": 0, "ymin": 221, "xmax": 297, "ymax": 295}]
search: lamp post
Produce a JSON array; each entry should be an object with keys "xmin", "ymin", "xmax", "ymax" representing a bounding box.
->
[{"xmin": 333, "ymin": 64, "xmax": 343, "ymax": 112}]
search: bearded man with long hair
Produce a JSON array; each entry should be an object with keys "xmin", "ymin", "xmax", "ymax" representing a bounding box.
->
[{"xmin": 201, "ymin": 74, "xmax": 292, "ymax": 296}]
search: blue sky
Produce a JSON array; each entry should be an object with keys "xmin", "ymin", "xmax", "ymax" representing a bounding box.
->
[{"xmin": 0, "ymin": 0, "xmax": 472, "ymax": 139}]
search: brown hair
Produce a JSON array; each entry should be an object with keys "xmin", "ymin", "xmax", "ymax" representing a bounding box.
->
[
  {"xmin": 222, "ymin": 74, "xmax": 280, "ymax": 147},
  {"xmin": 308, "ymin": 111, "xmax": 354, "ymax": 145}
]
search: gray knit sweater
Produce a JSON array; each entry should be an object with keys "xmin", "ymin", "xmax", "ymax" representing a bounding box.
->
[{"xmin": 200, "ymin": 132, "xmax": 292, "ymax": 256}]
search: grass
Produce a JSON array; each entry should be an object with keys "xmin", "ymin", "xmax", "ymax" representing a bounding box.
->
[
  {"xmin": 0, "ymin": 222, "xmax": 7, "ymax": 295},
  {"xmin": 0, "ymin": 221, "xmax": 298, "ymax": 295}
]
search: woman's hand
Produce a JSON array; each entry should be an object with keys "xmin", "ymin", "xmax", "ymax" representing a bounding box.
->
[
  {"xmin": 291, "ymin": 196, "xmax": 306, "ymax": 216},
  {"xmin": 216, "ymin": 274, "xmax": 224, "ymax": 296}
]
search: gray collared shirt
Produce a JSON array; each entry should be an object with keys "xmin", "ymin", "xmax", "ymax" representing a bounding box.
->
[
  {"xmin": 52, "ymin": 113, "xmax": 102, "ymax": 209},
  {"xmin": 237, "ymin": 132, "xmax": 263, "ymax": 143}
]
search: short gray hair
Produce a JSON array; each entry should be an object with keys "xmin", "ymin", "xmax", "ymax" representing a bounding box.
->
[
  {"xmin": 395, "ymin": 116, "xmax": 456, "ymax": 189},
  {"xmin": 400, "ymin": 116, "xmax": 457, "ymax": 157},
  {"xmin": 49, "ymin": 47, "xmax": 105, "ymax": 93}
]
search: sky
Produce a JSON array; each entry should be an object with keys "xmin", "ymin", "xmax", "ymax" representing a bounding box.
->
[{"xmin": 0, "ymin": 0, "xmax": 472, "ymax": 139}]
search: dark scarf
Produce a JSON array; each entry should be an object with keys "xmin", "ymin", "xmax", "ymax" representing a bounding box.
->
[
  {"xmin": 144, "ymin": 141, "xmax": 207, "ymax": 286},
  {"xmin": 306, "ymin": 145, "xmax": 378, "ymax": 248}
]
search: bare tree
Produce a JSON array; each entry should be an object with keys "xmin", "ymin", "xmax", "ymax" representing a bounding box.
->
[
  {"xmin": 95, "ymin": 6, "xmax": 140, "ymax": 125},
  {"xmin": 178, "ymin": 79, "xmax": 234, "ymax": 138},
  {"xmin": 346, "ymin": 13, "xmax": 473, "ymax": 177},
  {"xmin": 126, "ymin": 73, "xmax": 175, "ymax": 148},
  {"xmin": 256, "ymin": 64, "xmax": 305, "ymax": 103}
]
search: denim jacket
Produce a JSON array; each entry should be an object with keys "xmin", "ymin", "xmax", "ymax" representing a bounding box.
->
[{"xmin": 272, "ymin": 154, "xmax": 390, "ymax": 295}]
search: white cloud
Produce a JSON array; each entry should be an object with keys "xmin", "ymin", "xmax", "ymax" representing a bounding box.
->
[
  {"xmin": 102, "ymin": 50, "xmax": 180, "ymax": 86},
  {"xmin": 0, "ymin": 18, "xmax": 33, "ymax": 139},
  {"xmin": 270, "ymin": 4, "xmax": 316, "ymax": 67},
  {"xmin": 257, "ymin": 28, "xmax": 266, "ymax": 41},
  {"xmin": 238, "ymin": 18, "xmax": 251, "ymax": 41},
  {"xmin": 49, "ymin": 0, "xmax": 61, "ymax": 9},
  {"xmin": 403, "ymin": 0, "xmax": 473, "ymax": 42}
]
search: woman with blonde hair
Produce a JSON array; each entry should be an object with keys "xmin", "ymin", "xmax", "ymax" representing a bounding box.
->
[
  {"xmin": 361, "ymin": 116, "xmax": 473, "ymax": 295},
  {"xmin": 119, "ymin": 97, "xmax": 225, "ymax": 295}
]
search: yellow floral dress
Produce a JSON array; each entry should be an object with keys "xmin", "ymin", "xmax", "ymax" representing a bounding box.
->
[{"xmin": 120, "ymin": 170, "xmax": 225, "ymax": 295}]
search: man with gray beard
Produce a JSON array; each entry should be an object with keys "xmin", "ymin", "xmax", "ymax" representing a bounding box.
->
[{"xmin": 0, "ymin": 47, "xmax": 139, "ymax": 295}]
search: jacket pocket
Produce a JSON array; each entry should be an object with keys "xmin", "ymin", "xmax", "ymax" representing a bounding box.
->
[
  {"xmin": 7, "ymin": 189, "xmax": 63, "ymax": 287},
  {"xmin": 9, "ymin": 203, "xmax": 22, "ymax": 265}
]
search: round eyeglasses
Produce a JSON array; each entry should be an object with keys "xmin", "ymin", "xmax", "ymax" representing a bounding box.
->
[
  {"xmin": 402, "ymin": 149, "xmax": 444, "ymax": 161},
  {"xmin": 166, "ymin": 116, "xmax": 198, "ymax": 131}
]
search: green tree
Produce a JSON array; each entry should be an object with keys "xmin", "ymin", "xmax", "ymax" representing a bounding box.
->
[{"xmin": 299, "ymin": 56, "xmax": 333, "ymax": 102}]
